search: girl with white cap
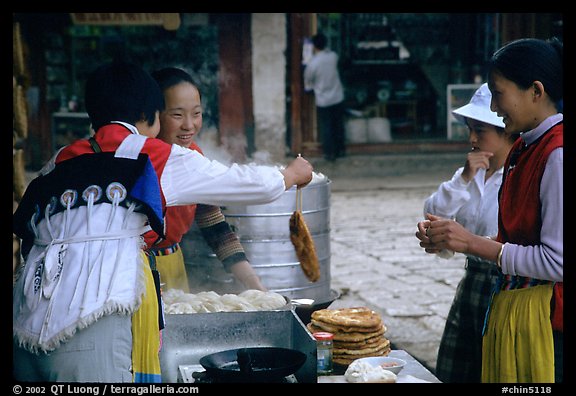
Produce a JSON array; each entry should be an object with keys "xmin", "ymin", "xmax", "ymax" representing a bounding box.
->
[{"xmin": 423, "ymin": 83, "xmax": 518, "ymax": 383}]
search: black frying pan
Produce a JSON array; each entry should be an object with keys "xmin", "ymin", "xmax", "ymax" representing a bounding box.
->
[
  {"xmin": 294, "ymin": 289, "xmax": 340, "ymax": 324},
  {"xmin": 199, "ymin": 347, "xmax": 307, "ymax": 382}
]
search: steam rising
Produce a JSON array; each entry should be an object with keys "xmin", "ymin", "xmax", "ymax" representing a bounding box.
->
[
  {"xmin": 196, "ymin": 126, "xmax": 284, "ymax": 168},
  {"xmin": 195, "ymin": 126, "xmax": 327, "ymax": 184}
]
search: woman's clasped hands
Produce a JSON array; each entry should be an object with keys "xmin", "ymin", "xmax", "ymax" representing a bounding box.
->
[{"xmin": 416, "ymin": 213, "xmax": 474, "ymax": 255}]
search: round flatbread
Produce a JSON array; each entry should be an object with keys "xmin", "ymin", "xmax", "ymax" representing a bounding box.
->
[
  {"xmin": 307, "ymin": 322, "xmax": 386, "ymax": 340},
  {"xmin": 312, "ymin": 307, "xmax": 383, "ymax": 329},
  {"xmin": 334, "ymin": 347, "xmax": 391, "ymax": 366},
  {"xmin": 333, "ymin": 337, "xmax": 390, "ymax": 356},
  {"xmin": 335, "ymin": 335, "xmax": 389, "ymax": 349},
  {"xmin": 310, "ymin": 318, "xmax": 383, "ymax": 334}
]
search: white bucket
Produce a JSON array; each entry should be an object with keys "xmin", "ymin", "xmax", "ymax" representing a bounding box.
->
[
  {"xmin": 367, "ymin": 117, "xmax": 392, "ymax": 142},
  {"xmin": 345, "ymin": 118, "xmax": 368, "ymax": 143}
]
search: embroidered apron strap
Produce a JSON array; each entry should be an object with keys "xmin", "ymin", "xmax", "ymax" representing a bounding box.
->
[
  {"xmin": 115, "ymin": 134, "xmax": 148, "ymax": 160},
  {"xmin": 143, "ymin": 252, "xmax": 165, "ymax": 331},
  {"xmin": 34, "ymin": 226, "xmax": 152, "ymax": 247},
  {"xmin": 88, "ymin": 136, "xmax": 102, "ymax": 153}
]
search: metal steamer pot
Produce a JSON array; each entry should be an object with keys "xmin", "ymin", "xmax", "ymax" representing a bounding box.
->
[
  {"xmin": 199, "ymin": 347, "xmax": 307, "ymax": 383},
  {"xmin": 180, "ymin": 174, "xmax": 332, "ymax": 302}
]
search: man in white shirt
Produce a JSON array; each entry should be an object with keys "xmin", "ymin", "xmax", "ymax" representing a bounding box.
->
[{"xmin": 304, "ymin": 32, "xmax": 346, "ymax": 161}]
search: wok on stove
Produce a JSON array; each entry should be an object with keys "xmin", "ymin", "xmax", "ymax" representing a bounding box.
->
[{"xmin": 199, "ymin": 347, "xmax": 307, "ymax": 383}]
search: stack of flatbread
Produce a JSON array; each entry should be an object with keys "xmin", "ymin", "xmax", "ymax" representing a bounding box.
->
[{"xmin": 306, "ymin": 307, "xmax": 391, "ymax": 366}]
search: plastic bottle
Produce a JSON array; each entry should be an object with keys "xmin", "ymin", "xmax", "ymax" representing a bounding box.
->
[{"xmin": 313, "ymin": 331, "xmax": 334, "ymax": 375}]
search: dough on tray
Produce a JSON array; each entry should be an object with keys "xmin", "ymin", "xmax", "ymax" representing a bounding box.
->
[{"xmin": 162, "ymin": 288, "xmax": 287, "ymax": 313}]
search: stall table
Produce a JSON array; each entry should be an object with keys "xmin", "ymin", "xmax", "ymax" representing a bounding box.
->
[{"xmin": 318, "ymin": 349, "xmax": 441, "ymax": 383}]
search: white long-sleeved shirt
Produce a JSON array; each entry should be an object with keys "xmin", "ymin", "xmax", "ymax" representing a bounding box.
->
[
  {"xmin": 424, "ymin": 166, "xmax": 504, "ymax": 254},
  {"xmin": 115, "ymin": 121, "xmax": 288, "ymax": 207},
  {"xmin": 162, "ymin": 143, "xmax": 286, "ymax": 207},
  {"xmin": 424, "ymin": 114, "xmax": 563, "ymax": 281},
  {"xmin": 303, "ymin": 48, "xmax": 344, "ymax": 107}
]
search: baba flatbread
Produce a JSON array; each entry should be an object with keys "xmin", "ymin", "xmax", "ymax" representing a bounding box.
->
[
  {"xmin": 289, "ymin": 210, "xmax": 320, "ymax": 282},
  {"xmin": 311, "ymin": 307, "xmax": 383, "ymax": 331},
  {"xmin": 334, "ymin": 335, "xmax": 388, "ymax": 349},
  {"xmin": 334, "ymin": 347, "xmax": 391, "ymax": 366},
  {"xmin": 308, "ymin": 306, "xmax": 392, "ymax": 366},
  {"xmin": 333, "ymin": 337, "xmax": 390, "ymax": 355},
  {"xmin": 307, "ymin": 322, "xmax": 386, "ymax": 341},
  {"xmin": 310, "ymin": 319, "xmax": 383, "ymax": 334}
]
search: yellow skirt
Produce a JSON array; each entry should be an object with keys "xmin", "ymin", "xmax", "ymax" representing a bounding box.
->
[
  {"xmin": 131, "ymin": 253, "xmax": 162, "ymax": 382},
  {"xmin": 155, "ymin": 248, "xmax": 190, "ymax": 292},
  {"xmin": 481, "ymin": 284, "xmax": 555, "ymax": 383}
]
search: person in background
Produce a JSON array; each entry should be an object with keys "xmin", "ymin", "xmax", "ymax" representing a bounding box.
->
[
  {"xmin": 147, "ymin": 67, "xmax": 265, "ymax": 292},
  {"xmin": 425, "ymin": 83, "xmax": 518, "ymax": 383},
  {"xmin": 304, "ymin": 32, "xmax": 346, "ymax": 161},
  {"xmin": 12, "ymin": 60, "xmax": 313, "ymax": 382},
  {"xmin": 416, "ymin": 37, "xmax": 563, "ymax": 383}
]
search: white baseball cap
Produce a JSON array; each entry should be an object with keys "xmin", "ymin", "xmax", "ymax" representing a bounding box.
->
[{"xmin": 452, "ymin": 83, "xmax": 505, "ymax": 128}]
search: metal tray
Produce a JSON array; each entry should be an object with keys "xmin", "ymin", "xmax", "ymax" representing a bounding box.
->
[{"xmin": 160, "ymin": 309, "xmax": 317, "ymax": 383}]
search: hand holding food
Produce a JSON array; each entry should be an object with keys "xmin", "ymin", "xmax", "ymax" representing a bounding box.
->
[{"xmin": 282, "ymin": 156, "xmax": 313, "ymax": 189}]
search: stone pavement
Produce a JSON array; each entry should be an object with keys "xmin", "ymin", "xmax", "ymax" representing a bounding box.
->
[{"xmin": 309, "ymin": 151, "xmax": 470, "ymax": 373}]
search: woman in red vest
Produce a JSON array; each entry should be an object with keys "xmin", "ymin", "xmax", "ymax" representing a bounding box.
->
[
  {"xmin": 416, "ymin": 37, "xmax": 563, "ymax": 383},
  {"xmin": 145, "ymin": 67, "xmax": 266, "ymax": 292}
]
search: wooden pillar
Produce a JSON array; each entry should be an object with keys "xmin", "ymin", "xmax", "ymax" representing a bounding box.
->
[
  {"xmin": 213, "ymin": 13, "xmax": 254, "ymax": 162},
  {"xmin": 499, "ymin": 13, "xmax": 558, "ymax": 44},
  {"xmin": 288, "ymin": 13, "xmax": 319, "ymax": 156}
]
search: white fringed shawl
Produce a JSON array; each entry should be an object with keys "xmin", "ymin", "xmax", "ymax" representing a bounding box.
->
[{"xmin": 13, "ymin": 135, "xmax": 153, "ymax": 353}]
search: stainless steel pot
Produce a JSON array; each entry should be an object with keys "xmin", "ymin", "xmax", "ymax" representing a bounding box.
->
[{"xmin": 181, "ymin": 175, "xmax": 332, "ymax": 301}]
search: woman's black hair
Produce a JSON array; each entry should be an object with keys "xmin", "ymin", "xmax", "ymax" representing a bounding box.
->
[
  {"xmin": 85, "ymin": 60, "xmax": 164, "ymax": 131},
  {"xmin": 151, "ymin": 67, "xmax": 201, "ymax": 100},
  {"xmin": 488, "ymin": 37, "xmax": 563, "ymax": 104}
]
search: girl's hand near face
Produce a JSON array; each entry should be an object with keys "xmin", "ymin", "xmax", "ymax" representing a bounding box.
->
[{"xmin": 461, "ymin": 150, "xmax": 494, "ymax": 182}]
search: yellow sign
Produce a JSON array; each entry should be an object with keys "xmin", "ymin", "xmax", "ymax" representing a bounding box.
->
[{"xmin": 70, "ymin": 13, "xmax": 180, "ymax": 30}]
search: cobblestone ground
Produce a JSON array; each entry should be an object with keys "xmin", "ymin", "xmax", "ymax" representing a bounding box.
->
[{"xmin": 323, "ymin": 174, "xmax": 466, "ymax": 373}]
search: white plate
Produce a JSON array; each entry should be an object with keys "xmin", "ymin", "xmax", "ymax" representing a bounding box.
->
[{"xmin": 353, "ymin": 356, "xmax": 406, "ymax": 375}]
